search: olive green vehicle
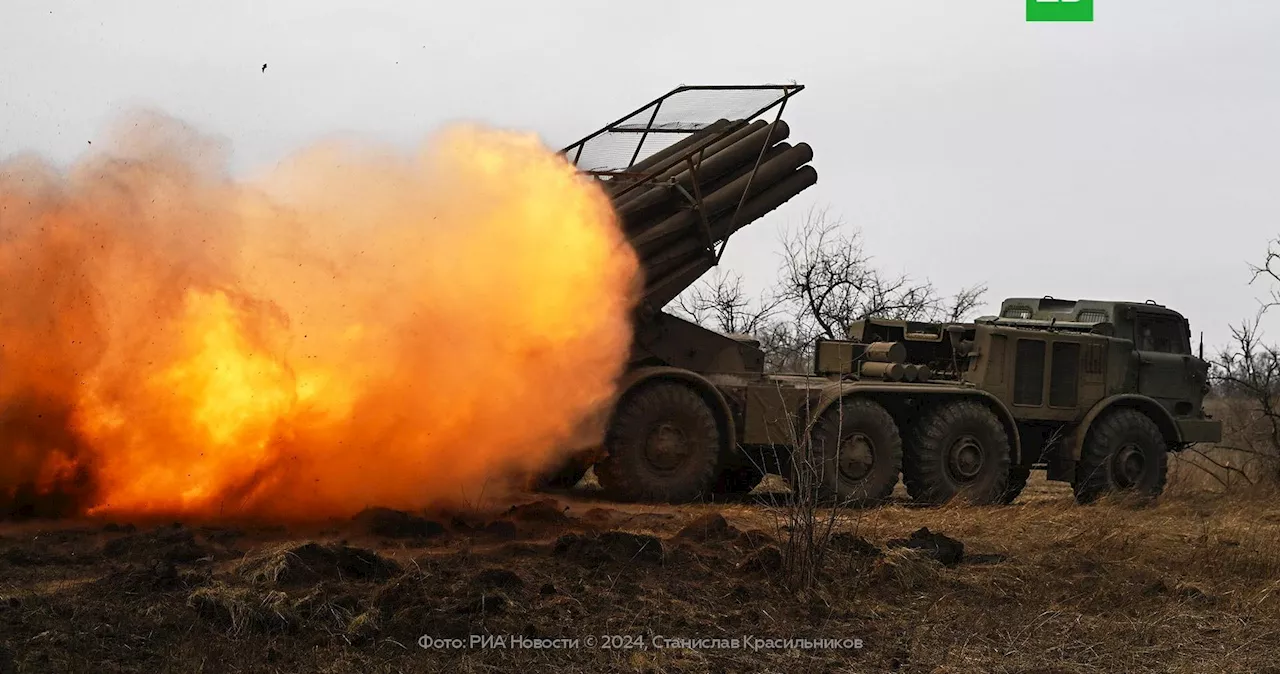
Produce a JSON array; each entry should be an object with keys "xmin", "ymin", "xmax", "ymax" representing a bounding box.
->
[{"xmin": 548, "ymin": 85, "xmax": 1221, "ymax": 506}]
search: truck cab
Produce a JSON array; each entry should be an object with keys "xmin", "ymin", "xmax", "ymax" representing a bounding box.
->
[{"xmin": 985, "ymin": 297, "xmax": 1215, "ymax": 436}]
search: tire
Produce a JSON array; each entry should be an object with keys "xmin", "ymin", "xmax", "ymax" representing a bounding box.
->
[
  {"xmin": 594, "ymin": 381, "xmax": 722, "ymax": 503},
  {"xmin": 904, "ymin": 400, "xmax": 1011, "ymax": 506},
  {"xmin": 712, "ymin": 464, "xmax": 765, "ymax": 495},
  {"xmin": 1073, "ymin": 408, "xmax": 1168, "ymax": 505},
  {"xmin": 999, "ymin": 466, "xmax": 1031, "ymax": 505},
  {"xmin": 794, "ymin": 397, "xmax": 902, "ymax": 507}
]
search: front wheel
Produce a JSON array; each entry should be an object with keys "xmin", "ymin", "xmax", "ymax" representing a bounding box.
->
[
  {"xmin": 594, "ymin": 381, "xmax": 722, "ymax": 503},
  {"xmin": 1073, "ymin": 408, "xmax": 1168, "ymax": 504},
  {"xmin": 904, "ymin": 400, "xmax": 1011, "ymax": 506}
]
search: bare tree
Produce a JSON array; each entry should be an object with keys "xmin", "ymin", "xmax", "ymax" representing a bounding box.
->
[
  {"xmin": 1249, "ymin": 237, "xmax": 1280, "ymax": 313},
  {"xmin": 1204, "ymin": 317, "xmax": 1280, "ymax": 487},
  {"xmin": 776, "ymin": 207, "xmax": 986, "ymax": 340},
  {"xmin": 943, "ymin": 283, "xmax": 990, "ymax": 323},
  {"xmin": 672, "ymin": 206, "xmax": 988, "ymax": 373},
  {"xmin": 673, "ymin": 270, "xmax": 781, "ymax": 335},
  {"xmin": 1181, "ymin": 235, "xmax": 1280, "ymax": 490}
]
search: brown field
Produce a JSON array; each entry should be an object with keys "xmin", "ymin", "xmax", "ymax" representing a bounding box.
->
[{"xmin": 3, "ymin": 469, "xmax": 1280, "ymax": 674}]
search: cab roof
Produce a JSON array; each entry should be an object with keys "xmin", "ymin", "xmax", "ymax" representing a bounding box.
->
[{"xmin": 995, "ymin": 297, "xmax": 1186, "ymax": 326}]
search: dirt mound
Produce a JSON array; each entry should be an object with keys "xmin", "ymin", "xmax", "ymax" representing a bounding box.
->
[
  {"xmin": 738, "ymin": 545, "xmax": 784, "ymax": 574},
  {"xmin": 372, "ymin": 571, "xmax": 429, "ymax": 616},
  {"xmin": 94, "ymin": 559, "xmax": 209, "ymax": 593},
  {"xmin": 236, "ymin": 542, "xmax": 400, "ymax": 587},
  {"xmin": 676, "ymin": 513, "xmax": 740, "ymax": 542},
  {"xmin": 553, "ymin": 531, "xmax": 664, "ymax": 565},
  {"xmin": 351, "ymin": 507, "xmax": 445, "ymax": 539},
  {"xmin": 886, "ymin": 527, "xmax": 964, "ymax": 567},
  {"xmin": 101, "ymin": 524, "xmax": 212, "ymax": 564},
  {"xmin": 504, "ymin": 498, "xmax": 571, "ymax": 524},
  {"xmin": 188, "ymin": 582, "xmax": 294, "ymax": 635}
]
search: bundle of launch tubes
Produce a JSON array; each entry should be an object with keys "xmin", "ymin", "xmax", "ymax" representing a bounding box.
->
[{"xmin": 602, "ymin": 117, "xmax": 817, "ymax": 311}]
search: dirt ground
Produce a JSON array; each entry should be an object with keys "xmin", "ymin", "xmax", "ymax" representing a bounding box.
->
[{"xmin": 3, "ymin": 474, "xmax": 1280, "ymax": 674}]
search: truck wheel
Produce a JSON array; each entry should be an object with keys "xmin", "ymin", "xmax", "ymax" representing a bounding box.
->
[
  {"xmin": 595, "ymin": 381, "xmax": 721, "ymax": 503},
  {"xmin": 904, "ymin": 400, "xmax": 1011, "ymax": 505},
  {"xmin": 1073, "ymin": 408, "xmax": 1168, "ymax": 504},
  {"xmin": 796, "ymin": 397, "xmax": 902, "ymax": 507},
  {"xmin": 999, "ymin": 466, "xmax": 1031, "ymax": 504}
]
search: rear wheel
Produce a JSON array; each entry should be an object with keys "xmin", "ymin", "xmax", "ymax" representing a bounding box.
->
[
  {"xmin": 1073, "ymin": 408, "xmax": 1168, "ymax": 504},
  {"xmin": 794, "ymin": 397, "xmax": 902, "ymax": 507},
  {"xmin": 904, "ymin": 400, "xmax": 1011, "ymax": 505},
  {"xmin": 595, "ymin": 381, "xmax": 721, "ymax": 503}
]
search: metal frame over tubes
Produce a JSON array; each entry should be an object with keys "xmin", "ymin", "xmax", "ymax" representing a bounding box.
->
[{"xmin": 560, "ymin": 84, "xmax": 804, "ymax": 265}]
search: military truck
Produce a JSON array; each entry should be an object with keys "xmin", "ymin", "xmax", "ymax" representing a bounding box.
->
[{"xmin": 548, "ymin": 85, "xmax": 1221, "ymax": 506}]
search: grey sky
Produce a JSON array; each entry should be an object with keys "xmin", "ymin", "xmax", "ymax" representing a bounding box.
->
[{"xmin": 3, "ymin": 1, "xmax": 1278, "ymax": 349}]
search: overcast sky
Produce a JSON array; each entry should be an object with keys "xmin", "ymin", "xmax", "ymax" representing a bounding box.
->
[{"xmin": 2, "ymin": 1, "xmax": 1278, "ymax": 349}]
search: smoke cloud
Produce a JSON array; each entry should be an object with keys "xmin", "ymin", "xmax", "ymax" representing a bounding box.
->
[{"xmin": 0, "ymin": 112, "xmax": 639, "ymax": 522}]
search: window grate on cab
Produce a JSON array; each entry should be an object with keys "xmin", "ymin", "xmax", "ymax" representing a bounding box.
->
[{"xmin": 1076, "ymin": 309, "xmax": 1109, "ymax": 324}]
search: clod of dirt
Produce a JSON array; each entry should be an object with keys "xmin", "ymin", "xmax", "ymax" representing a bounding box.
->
[
  {"xmin": 102, "ymin": 524, "xmax": 211, "ymax": 564},
  {"xmin": 553, "ymin": 531, "xmax": 664, "ymax": 565},
  {"xmin": 828, "ymin": 532, "xmax": 880, "ymax": 557},
  {"xmin": 739, "ymin": 545, "xmax": 784, "ymax": 574},
  {"xmin": 676, "ymin": 513, "xmax": 740, "ymax": 542},
  {"xmin": 352, "ymin": 507, "xmax": 446, "ymax": 539},
  {"xmin": 505, "ymin": 498, "xmax": 571, "ymax": 524},
  {"xmin": 236, "ymin": 542, "xmax": 400, "ymax": 587},
  {"xmin": 539, "ymin": 583, "xmax": 556, "ymax": 596},
  {"xmin": 886, "ymin": 527, "xmax": 964, "ymax": 567},
  {"xmin": 473, "ymin": 567, "xmax": 524, "ymax": 590}
]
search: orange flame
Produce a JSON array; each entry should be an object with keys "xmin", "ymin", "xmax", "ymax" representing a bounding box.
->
[{"xmin": 0, "ymin": 112, "xmax": 639, "ymax": 522}]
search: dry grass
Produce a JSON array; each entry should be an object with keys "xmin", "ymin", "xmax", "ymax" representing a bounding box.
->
[{"xmin": 3, "ymin": 479, "xmax": 1280, "ymax": 673}]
